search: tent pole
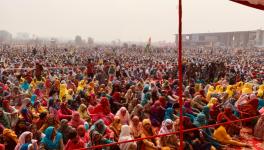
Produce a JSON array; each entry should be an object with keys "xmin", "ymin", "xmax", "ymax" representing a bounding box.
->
[{"xmin": 178, "ymin": 0, "xmax": 183, "ymax": 149}]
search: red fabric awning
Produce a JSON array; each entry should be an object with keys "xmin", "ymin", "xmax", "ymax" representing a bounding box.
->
[{"xmin": 231, "ymin": 0, "xmax": 264, "ymax": 10}]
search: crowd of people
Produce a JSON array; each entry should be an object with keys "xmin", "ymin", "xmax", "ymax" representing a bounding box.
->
[{"xmin": 0, "ymin": 45, "xmax": 264, "ymax": 150}]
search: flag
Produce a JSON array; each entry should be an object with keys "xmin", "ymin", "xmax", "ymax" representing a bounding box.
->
[{"xmin": 230, "ymin": 0, "xmax": 264, "ymax": 10}]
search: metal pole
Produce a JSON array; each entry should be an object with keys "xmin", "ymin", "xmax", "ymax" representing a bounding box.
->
[{"xmin": 178, "ymin": 0, "xmax": 183, "ymax": 149}]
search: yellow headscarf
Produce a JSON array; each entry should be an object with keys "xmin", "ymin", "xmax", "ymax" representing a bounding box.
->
[
  {"xmin": 258, "ymin": 85, "xmax": 264, "ymax": 98},
  {"xmin": 33, "ymin": 101, "xmax": 47, "ymax": 114},
  {"xmin": 208, "ymin": 97, "xmax": 218, "ymax": 108},
  {"xmin": 215, "ymin": 85, "xmax": 224, "ymax": 94},
  {"xmin": 89, "ymin": 82, "xmax": 95, "ymax": 89},
  {"xmin": 77, "ymin": 104, "xmax": 91, "ymax": 122},
  {"xmin": 3, "ymin": 129, "xmax": 18, "ymax": 143},
  {"xmin": 235, "ymin": 81, "xmax": 244, "ymax": 92},
  {"xmin": 241, "ymin": 82, "xmax": 253, "ymax": 95},
  {"xmin": 207, "ymin": 86, "xmax": 215, "ymax": 99},
  {"xmin": 30, "ymin": 78, "xmax": 37, "ymax": 90},
  {"xmin": 66, "ymin": 89, "xmax": 73, "ymax": 101},
  {"xmin": 77, "ymin": 80, "xmax": 86, "ymax": 92},
  {"xmin": 226, "ymin": 85, "xmax": 234, "ymax": 98},
  {"xmin": 85, "ymin": 86, "xmax": 94, "ymax": 96},
  {"xmin": 194, "ymin": 84, "xmax": 201, "ymax": 93},
  {"xmin": 59, "ymin": 83, "xmax": 68, "ymax": 101},
  {"xmin": 142, "ymin": 119, "xmax": 151, "ymax": 126},
  {"xmin": 20, "ymin": 77, "xmax": 25, "ymax": 84}
]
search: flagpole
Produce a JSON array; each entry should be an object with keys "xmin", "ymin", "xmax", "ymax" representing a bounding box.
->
[{"xmin": 178, "ymin": 0, "xmax": 183, "ymax": 149}]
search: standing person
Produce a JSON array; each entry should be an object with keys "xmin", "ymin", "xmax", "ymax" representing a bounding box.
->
[
  {"xmin": 87, "ymin": 60, "xmax": 95, "ymax": 79},
  {"xmin": 35, "ymin": 61, "xmax": 43, "ymax": 81},
  {"xmin": 32, "ymin": 48, "xmax": 37, "ymax": 56},
  {"xmin": 108, "ymin": 65, "xmax": 116, "ymax": 81}
]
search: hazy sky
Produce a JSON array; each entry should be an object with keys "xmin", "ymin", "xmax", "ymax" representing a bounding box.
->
[{"xmin": 0, "ymin": 0, "xmax": 263, "ymax": 42}]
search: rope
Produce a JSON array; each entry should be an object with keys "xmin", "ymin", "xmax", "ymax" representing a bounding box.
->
[
  {"xmin": 77, "ymin": 115, "xmax": 260, "ymax": 150},
  {"xmin": 2, "ymin": 66, "xmax": 86, "ymax": 71}
]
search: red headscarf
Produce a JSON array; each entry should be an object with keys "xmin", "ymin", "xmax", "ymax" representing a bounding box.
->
[
  {"xmin": 68, "ymin": 112, "xmax": 85, "ymax": 129},
  {"xmin": 112, "ymin": 92, "xmax": 121, "ymax": 102},
  {"xmin": 100, "ymin": 97, "xmax": 111, "ymax": 114},
  {"xmin": 60, "ymin": 102, "xmax": 72, "ymax": 115},
  {"xmin": 34, "ymin": 89, "xmax": 43, "ymax": 97},
  {"xmin": 100, "ymin": 97, "xmax": 110, "ymax": 106},
  {"xmin": 217, "ymin": 107, "xmax": 237, "ymax": 123},
  {"xmin": 2, "ymin": 100, "xmax": 12, "ymax": 113},
  {"xmin": 183, "ymin": 116, "xmax": 194, "ymax": 129},
  {"xmin": 158, "ymin": 96, "xmax": 166, "ymax": 108},
  {"xmin": 77, "ymin": 125, "xmax": 89, "ymax": 143},
  {"xmin": 89, "ymin": 97, "xmax": 111, "ymax": 115}
]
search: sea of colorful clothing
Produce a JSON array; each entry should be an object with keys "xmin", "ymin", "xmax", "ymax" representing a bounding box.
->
[{"xmin": 0, "ymin": 65, "xmax": 264, "ymax": 150}]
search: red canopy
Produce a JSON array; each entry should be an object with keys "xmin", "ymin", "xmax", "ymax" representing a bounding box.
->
[{"xmin": 231, "ymin": 0, "xmax": 264, "ymax": 10}]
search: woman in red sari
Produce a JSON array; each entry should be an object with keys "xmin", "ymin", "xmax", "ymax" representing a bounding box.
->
[
  {"xmin": 237, "ymin": 94, "xmax": 259, "ymax": 127},
  {"xmin": 77, "ymin": 125, "xmax": 89, "ymax": 144},
  {"xmin": 57, "ymin": 102, "xmax": 73, "ymax": 120},
  {"xmin": 217, "ymin": 107, "xmax": 241, "ymax": 136},
  {"xmin": 89, "ymin": 97, "xmax": 114, "ymax": 125},
  {"xmin": 68, "ymin": 112, "xmax": 85, "ymax": 129}
]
